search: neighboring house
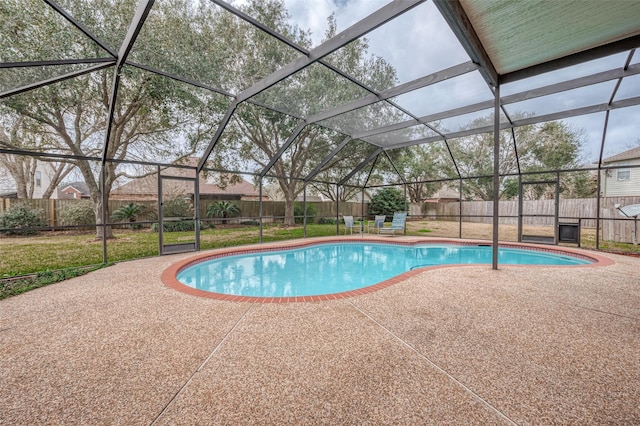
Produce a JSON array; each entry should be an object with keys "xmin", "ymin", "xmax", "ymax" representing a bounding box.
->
[
  {"xmin": 348, "ymin": 190, "xmax": 372, "ymax": 203},
  {"xmin": 57, "ymin": 182, "xmax": 91, "ymax": 199},
  {"xmin": 110, "ymin": 158, "xmax": 266, "ymax": 201},
  {"xmin": 423, "ymin": 187, "xmax": 461, "ymax": 203},
  {"xmin": 0, "ymin": 159, "xmax": 57, "ymax": 199},
  {"xmin": 295, "ymin": 194, "xmax": 328, "ymax": 202},
  {"xmin": 600, "ymin": 146, "xmax": 640, "ymax": 197}
]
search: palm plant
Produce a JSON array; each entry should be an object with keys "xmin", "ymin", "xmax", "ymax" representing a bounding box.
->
[
  {"xmin": 111, "ymin": 203, "xmax": 143, "ymax": 223},
  {"xmin": 206, "ymin": 201, "xmax": 241, "ymax": 219}
]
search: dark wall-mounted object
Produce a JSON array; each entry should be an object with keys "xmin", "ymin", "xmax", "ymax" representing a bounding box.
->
[{"xmin": 559, "ymin": 222, "xmax": 581, "ymax": 246}]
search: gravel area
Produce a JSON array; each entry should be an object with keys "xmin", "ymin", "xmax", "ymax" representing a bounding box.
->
[{"xmin": 1, "ymin": 236, "xmax": 638, "ymax": 425}]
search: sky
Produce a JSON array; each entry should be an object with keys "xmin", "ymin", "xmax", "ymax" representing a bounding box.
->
[{"xmin": 264, "ymin": 0, "xmax": 639, "ymax": 164}]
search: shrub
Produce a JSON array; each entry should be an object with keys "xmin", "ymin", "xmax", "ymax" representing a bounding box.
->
[
  {"xmin": 318, "ymin": 217, "xmax": 336, "ymax": 225},
  {"xmin": 111, "ymin": 203, "xmax": 143, "ymax": 222},
  {"xmin": 151, "ymin": 220, "xmax": 202, "ymax": 232},
  {"xmin": 240, "ymin": 220, "xmax": 260, "ymax": 226},
  {"xmin": 0, "ymin": 204, "xmax": 45, "ymax": 235},
  {"xmin": 206, "ymin": 201, "xmax": 240, "ymax": 219},
  {"xmin": 163, "ymin": 197, "xmax": 191, "ymax": 218},
  {"xmin": 59, "ymin": 201, "xmax": 95, "ymax": 227},
  {"xmin": 368, "ymin": 188, "xmax": 407, "ymax": 219},
  {"xmin": 294, "ymin": 202, "xmax": 317, "ymax": 224},
  {"xmin": 111, "ymin": 203, "xmax": 145, "ymax": 229}
]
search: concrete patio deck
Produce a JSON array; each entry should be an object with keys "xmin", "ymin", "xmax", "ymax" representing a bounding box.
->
[{"xmin": 1, "ymin": 236, "xmax": 638, "ymax": 424}]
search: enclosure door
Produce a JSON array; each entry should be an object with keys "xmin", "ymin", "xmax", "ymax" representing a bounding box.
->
[
  {"xmin": 519, "ymin": 178, "xmax": 559, "ymax": 245},
  {"xmin": 159, "ymin": 175, "xmax": 199, "ymax": 255}
]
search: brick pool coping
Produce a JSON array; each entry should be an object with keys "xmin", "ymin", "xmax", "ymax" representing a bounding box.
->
[{"xmin": 161, "ymin": 236, "xmax": 615, "ymax": 303}]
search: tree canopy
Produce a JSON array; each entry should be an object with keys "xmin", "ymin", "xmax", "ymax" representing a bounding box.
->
[
  {"xmin": 446, "ymin": 114, "xmax": 591, "ymax": 200},
  {"xmin": 206, "ymin": 4, "xmax": 400, "ymax": 224},
  {"xmin": 0, "ymin": 0, "xmax": 597, "ymax": 231}
]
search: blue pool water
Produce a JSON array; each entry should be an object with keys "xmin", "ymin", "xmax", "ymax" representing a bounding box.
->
[{"xmin": 177, "ymin": 243, "xmax": 591, "ymax": 298}]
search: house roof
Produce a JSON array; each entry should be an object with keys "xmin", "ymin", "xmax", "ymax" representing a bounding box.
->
[
  {"xmin": 431, "ymin": 187, "xmax": 461, "ymax": 200},
  {"xmin": 111, "ymin": 165, "xmax": 260, "ymax": 198},
  {"xmin": 57, "ymin": 181, "xmax": 90, "ymax": 197},
  {"xmin": 200, "ymin": 178, "xmax": 260, "ymax": 197},
  {"xmin": 602, "ymin": 146, "xmax": 640, "ymax": 163}
]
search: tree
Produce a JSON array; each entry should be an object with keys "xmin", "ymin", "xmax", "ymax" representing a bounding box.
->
[
  {"xmin": 209, "ymin": 3, "xmax": 399, "ymax": 225},
  {"xmin": 368, "ymin": 187, "xmax": 407, "ymax": 218},
  {"xmin": 1, "ymin": 0, "xmax": 225, "ymax": 238},
  {"xmin": 446, "ymin": 114, "xmax": 587, "ymax": 200},
  {"xmin": 393, "ymin": 143, "xmax": 456, "ymax": 203},
  {"xmin": 0, "ymin": 117, "xmax": 73, "ymax": 198},
  {"xmin": 309, "ymin": 141, "xmax": 376, "ymax": 202},
  {"xmin": 311, "ymin": 180, "xmax": 365, "ymax": 202}
]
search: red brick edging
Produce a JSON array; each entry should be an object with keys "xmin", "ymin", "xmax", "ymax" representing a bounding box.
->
[{"xmin": 161, "ymin": 236, "xmax": 614, "ymax": 303}]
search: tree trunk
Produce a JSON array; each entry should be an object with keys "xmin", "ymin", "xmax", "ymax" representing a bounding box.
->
[
  {"xmin": 93, "ymin": 195, "xmax": 114, "ymax": 240},
  {"xmin": 283, "ymin": 197, "xmax": 295, "ymax": 226},
  {"xmin": 42, "ymin": 162, "xmax": 73, "ymax": 199},
  {"xmin": 88, "ymin": 165, "xmax": 115, "ymax": 240},
  {"xmin": 14, "ymin": 172, "xmax": 29, "ymax": 199}
]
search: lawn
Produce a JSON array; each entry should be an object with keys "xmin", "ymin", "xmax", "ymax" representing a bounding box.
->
[
  {"xmin": 0, "ymin": 224, "xmax": 340, "ymax": 277},
  {"xmin": 1, "ymin": 220, "xmax": 637, "ymax": 278}
]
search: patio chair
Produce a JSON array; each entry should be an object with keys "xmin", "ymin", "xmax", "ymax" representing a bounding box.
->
[
  {"xmin": 343, "ymin": 215, "xmax": 356, "ymax": 235},
  {"xmin": 371, "ymin": 215, "xmax": 386, "ymax": 234},
  {"xmin": 379, "ymin": 212, "xmax": 407, "ymax": 236}
]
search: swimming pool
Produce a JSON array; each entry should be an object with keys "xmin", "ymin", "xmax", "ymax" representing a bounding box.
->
[{"xmin": 174, "ymin": 242, "xmax": 593, "ymax": 299}]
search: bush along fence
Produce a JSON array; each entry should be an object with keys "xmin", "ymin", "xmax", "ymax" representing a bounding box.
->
[
  {"xmin": 2, "ymin": 196, "xmax": 639, "ymax": 243},
  {"xmin": 0, "ymin": 198, "xmax": 367, "ymax": 229}
]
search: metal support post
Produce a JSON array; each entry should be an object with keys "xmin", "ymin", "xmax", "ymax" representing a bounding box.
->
[
  {"xmin": 596, "ymin": 172, "xmax": 601, "ymax": 249},
  {"xmin": 404, "ymin": 184, "xmax": 408, "ymax": 235},
  {"xmin": 517, "ymin": 174, "xmax": 523, "ymax": 242},
  {"xmin": 336, "ymin": 184, "xmax": 340, "ymax": 235},
  {"xmin": 360, "ymin": 188, "xmax": 365, "ymax": 235},
  {"xmin": 492, "ymin": 83, "xmax": 500, "ymax": 270},
  {"xmin": 101, "ymin": 166, "xmax": 107, "ymax": 264},
  {"xmin": 194, "ymin": 171, "xmax": 200, "ymax": 251},
  {"xmin": 554, "ymin": 172, "xmax": 560, "ymax": 244},
  {"xmin": 259, "ymin": 178, "xmax": 263, "ymax": 244},
  {"xmin": 157, "ymin": 165, "xmax": 163, "ymax": 255},
  {"xmin": 303, "ymin": 183, "xmax": 307, "ymax": 238},
  {"xmin": 458, "ymin": 179, "xmax": 463, "ymax": 238}
]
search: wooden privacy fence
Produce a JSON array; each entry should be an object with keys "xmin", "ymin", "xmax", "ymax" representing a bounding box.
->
[
  {"xmin": 207, "ymin": 200, "xmax": 364, "ymax": 223},
  {"xmin": 0, "ymin": 198, "xmax": 159, "ymax": 226},
  {"xmin": 418, "ymin": 196, "xmax": 640, "ymax": 243},
  {"xmin": 0, "ymin": 198, "xmax": 365, "ymax": 226},
  {"xmin": 2, "ymin": 196, "xmax": 639, "ymax": 243},
  {"xmin": 600, "ymin": 197, "xmax": 640, "ymax": 243},
  {"xmin": 421, "ymin": 199, "xmax": 598, "ymax": 226}
]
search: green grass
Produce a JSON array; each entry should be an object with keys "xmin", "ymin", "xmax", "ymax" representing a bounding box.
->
[
  {"xmin": 577, "ymin": 231, "xmax": 640, "ymax": 254},
  {"xmin": 0, "ymin": 224, "xmax": 339, "ymax": 277},
  {"xmin": 417, "ymin": 229, "xmax": 432, "ymax": 233}
]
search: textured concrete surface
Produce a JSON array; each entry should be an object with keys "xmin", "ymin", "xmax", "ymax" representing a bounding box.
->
[{"xmin": 1, "ymin": 236, "xmax": 638, "ymax": 425}]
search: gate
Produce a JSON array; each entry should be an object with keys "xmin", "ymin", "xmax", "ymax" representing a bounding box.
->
[
  {"xmin": 518, "ymin": 174, "xmax": 559, "ymax": 245},
  {"xmin": 158, "ymin": 175, "xmax": 199, "ymax": 255}
]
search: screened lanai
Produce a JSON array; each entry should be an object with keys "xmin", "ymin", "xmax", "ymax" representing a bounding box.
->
[{"xmin": 2, "ymin": 0, "xmax": 640, "ymax": 273}]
